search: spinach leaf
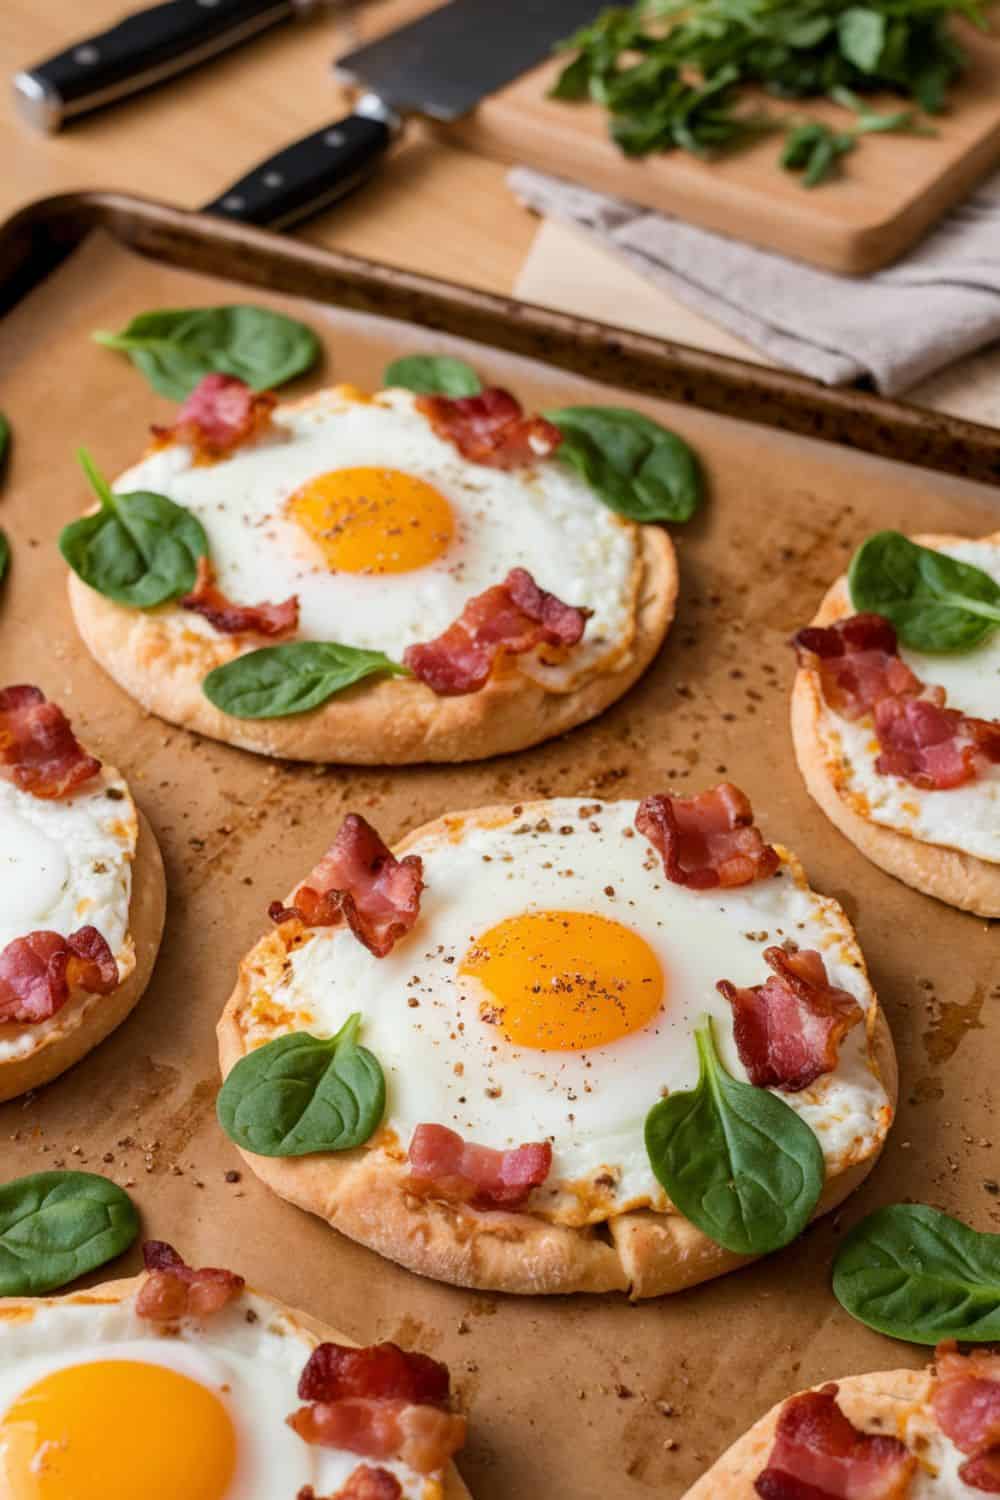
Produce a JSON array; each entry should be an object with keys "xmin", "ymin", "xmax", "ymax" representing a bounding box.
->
[
  {"xmin": 644, "ymin": 1019, "xmax": 824, "ymax": 1255},
  {"xmin": 0, "ymin": 1171, "xmax": 139, "ymax": 1296},
  {"xmin": 93, "ymin": 305, "xmax": 320, "ymax": 401},
  {"xmin": 545, "ymin": 406, "xmax": 703, "ymax": 523},
  {"xmin": 781, "ymin": 121, "xmax": 856, "ymax": 185},
  {"xmin": 838, "ymin": 7, "xmax": 887, "ymax": 71},
  {"xmin": 384, "ymin": 355, "xmax": 482, "ymax": 397},
  {"xmin": 217, "ymin": 1014, "xmax": 386, "ymax": 1157},
  {"xmin": 848, "ymin": 530, "xmax": 1000, "ymax": 652},
  {"xmin": 833, "ymin": 1204, "xmax": 1000, "ymax": 1343},
  {"xmin": 203, "ymin": 641, "xmax": 408, "ymax": 719},
  {"xmin": 60, "ymin": 448, "xmax": 208, "ymax": 608},
  {"xmin": 0, "ymin": 531, "xmax": 8, "ymax": 585}
]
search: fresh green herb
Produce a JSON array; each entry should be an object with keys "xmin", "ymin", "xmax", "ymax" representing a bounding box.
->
[
  {"xmin": 0, "ymin": 531, "xmax": 8, "ymax": 586},
  {"xmin": 833, "ymin": 1204, "xmax": 1000, "ymax": 1343},
  {"xmin": 59, "ymin": 448, "xmax": 208, "ymax": 608},
  {"xmin": 829, "ymin": 84, "xmax": 935, "ymax": 133},
  {"xmin": 0, "ymin": 1171, "xmax": 139, "ymax": 1296},
  {"xmin": 644, "ymin": 1018, "xmax": 824, "ymax": 1255},
  {"xmin": 217, "ymin": 1015, "xmax": 386, "ymax": 1158},
  {"xmin": 545, "ymin": 406, "xmax": 703, "ymax": 522},
  {"xmin": 849, "ymin": 530, "xmax": 1000, "ymax": 652},
  {"xmin": 384, "ymin": 355, "xmax": 482, "ymax": 397},
  {"xmin": 203, "ymin": 641, "xmax": 408, "ymax": 719},
  {"xmin": 93, "ymin": 305, "xmax": 320, "ymax": 401},
  {"xmin": 552, "ymin": 0, "xmax": 983, "ymax": 185},
  {"xmin": 781, "ymin": 120, "xmax": 856, "ymax": 184}
]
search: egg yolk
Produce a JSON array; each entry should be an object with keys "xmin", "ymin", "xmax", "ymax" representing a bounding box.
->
[
  {"xmin": 0, "ymin": 1360, "xmax": 237, "ymax": 1500},
  {"xmin": 460, "ymin": 910, "xmax": 664, "ymax": 1051},
  {"xmin": 288, "ymin": 466, "xmax": 454, "ymax": 574}
]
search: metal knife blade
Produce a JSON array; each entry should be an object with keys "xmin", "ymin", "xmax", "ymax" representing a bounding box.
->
[{"xmin": 203, "ymin": 0, "xmax": 602, "ymax": 231}]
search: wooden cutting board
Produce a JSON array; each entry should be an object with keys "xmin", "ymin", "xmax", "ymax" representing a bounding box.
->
[{"xmin": 440, "ymin": 19, "xmax": 1000, "ymax": 275}]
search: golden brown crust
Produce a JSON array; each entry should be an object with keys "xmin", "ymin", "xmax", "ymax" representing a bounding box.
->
[
  {"xmin": 0, "ymin": 1273, "xmax": 471, "ymax": 1498},
  {"xmin": 0, "ymin": 806, "xmax": 165, "ymax": 1103},
  {"xmin": 682, "ymin": 1368, "xmax": 931, "ymax": 1499},
  {"xmin": 68, "ymin": 525, "xmax": 676, "ymax": 763},
  {"xmin": 790, "ymin": 530, "xmax": 1000, "ymax": 918},
  {"xmin": 217, "ymin": 805, "xmax": 897, "ymax": 1300}
]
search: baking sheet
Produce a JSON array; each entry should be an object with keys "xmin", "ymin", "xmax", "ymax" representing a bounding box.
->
[{"xmin": 0, "ymin": 230, "xmax": 997, "ymax": 1500}]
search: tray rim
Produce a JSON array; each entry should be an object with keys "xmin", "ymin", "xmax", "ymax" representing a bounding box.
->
[{"xmin": 2, "ymin": 187, "xmax": 999, "ymax": 489}]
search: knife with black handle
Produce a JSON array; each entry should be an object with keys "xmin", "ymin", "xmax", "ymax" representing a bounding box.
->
[{"xmin": 13, "ymin": 0, "xmax": 323, "ymax": 133}]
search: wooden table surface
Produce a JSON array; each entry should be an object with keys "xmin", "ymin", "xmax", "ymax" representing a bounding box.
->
[{"xmin": 2, "ymin": 0, "xmax": 535, "ymax": 295}]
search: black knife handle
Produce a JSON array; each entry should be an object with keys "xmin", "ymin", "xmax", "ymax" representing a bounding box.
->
[
  {"xmin": 202, "ymin": 107, "xmax": 396, "ymax": 230},
  {"xmin": 13, "ymin": 0, "xmax": 299, "ymax": 133}
]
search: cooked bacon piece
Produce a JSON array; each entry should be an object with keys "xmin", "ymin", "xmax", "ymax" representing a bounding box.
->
[
  {"xmin": 299, "ymin": 1343, "xmax": 450, "ymax": 1408},
  {"xmin": 635, "ymin": 783, "xmax": 780, "ymax": 891},
  {"xmin": 298, "ymin": 1477, "xmax": 403, "ymax": 1500},
  {"xmin": 406, "ymin": 1123, "xmax": 552, "ymax": 1210},
  {"xmin": 874, "ymin": 696, "xmax": 1000, "ymax": 791},
  {"xmin": 153, "ymin": 373, "xmax": 276, "ymax": 461},
  {"xmin": 718, "ymin": 947, "xmax": 863, "ymax": 1094},
  {"xmin": 0, "ymin": 926, "xmax": 118, "ymax": 1025},
  {"xmin": 288, "ymin": 1398, "xmax": 466, "ymax": 1475},
  {"xmin": 269, "ymin": 814, "xmax": 423, "ymax": 958},
  {"xmin": 404, "ymin": 567, "xmax": 589, "ymax": 696},
  {"xmin": 933, "ymin": 1344, "xmax": 1000, "ymax": 1492},
  {"xmin": 136, "ymin": 1240, "xmax": 244, "ymax": 1324},
  {"xmin": 417, "ymin": 387, "xmax": 562, "ymax": 470},
  {"xmin": 755, "ymin": 1386, "xmax": 917, "ymax": 1499},
  {"xmin": 792, "ymin": 614, "xmax": 922, "ymax": 721},
  {"xmin": 0, "ymin": 685, "xmax": 101, "ymax": 800},
  {"xmin": 180, "ymin": 557, "xmax": 298, "ymax": 638}
]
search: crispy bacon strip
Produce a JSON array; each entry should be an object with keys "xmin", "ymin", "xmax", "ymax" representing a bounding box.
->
[
  {"xmin": 874, "ymin": 696, "xmax": 1000, "ymax": 791},
  {"xmin": 933, "ymin": 1343, "xmax": 1000, "ymax": 1493},
  {"xmin": 288, "ymin": 1398, "xmax": 466, "ymax": 1475},
  {"xmin": 0, "ymin": 685, "xmax": 101, "ymax": 800},
  {"xmin": 269, "ymin": 814, "xmax": 423, "ymax": 958},
  {"xmin": 298, "ymin": 1476, "xmax": 403, "ymax": 1500},
  {"xmin": 792, "ymin": 614, "xmax": 923, "ymax": 721},
  {"xmin": 718, "ymin": 947, "xmax": 863, "ymax": 1093},
  {"xmin": 635, "ymin": 783, "xmax": 780, "ymax": 891},
  {"xmin": 0, "ymin": 927, "xmax": 117, "ymax": 1025},
  {"xmin": 180, "ymin": 557, "xmax": 298, "ymax": 638},
  {"xmin": 152, "ymin": 373, "xmax": 276, "ymax": 462},
  {"xmin": 406, "ymin": 1123, "xmax": 552, "ymax": 1210},
  {"xmin": 299, "ymin": 1343, "xmax": 451, "ymax": 1408},
  {"xmin": 404, "ymin": 567, "xmax": 589, "ymax": 696},
  {"xmin": 417, "ymin": 387, "xmax": 562, "ymax": 469},
  {"xmin": 136, "ymin": 1240, "xmax": 244, "ymax": 1324},
  {"xmin": 755, "ymin": 1386, "xmax": 917, "ymax": 1499}
]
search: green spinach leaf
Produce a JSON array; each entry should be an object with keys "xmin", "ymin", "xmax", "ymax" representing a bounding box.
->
[
  {"xmin": 645, "ymin": 1019, "xmax": 824, "ymax": 1255},
  {"xmin": 781, "ymin": 120, "xmax": 856, "ymax": 185},
  {"xmin": 0, "ymin": 1171, "xmax": 139, "ymax": 1296},
  {"xmin": 838, "ymin": 7, "xmax": 887, "ymax": 71},
  {"xmin": 833, "ymin": 1204, "xmax": 1000, "ymax": 1343},
  {"xmin": 848, "ymin": 530, "xmax": 1000, "ymax": 652},
  {"xmin": 384, "ymin": 355, "xmax": 482, "ymax": 397},
  {"xmin": 203, "ymin": 641, "xmax": 408, "ymax": 719},
  {"xmin": 545, "ymin": 406, "xmax": 703, "ymax": 523},
  {"xmin": 93, "ymin": 305, "xmax": 320, "ymax": 401},
  {"xmin": 60, "ymin": 448, "xmax": 208, "ymax": 608},
  {"xmin": 217, "ymin": 1015, "xmax": 386, "ymax": 1158}
]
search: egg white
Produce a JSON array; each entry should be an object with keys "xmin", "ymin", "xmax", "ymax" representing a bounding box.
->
[
  {"xmin": 0, "ymin": 767, "xmax": 135, "ymax": 1061},
  {"xmin": 243, "ymin": 799, "xmax": 891, "ymax": 1229},
  {"xmin": 0, "ymin": 1292, "xmax": 436, "ymax": 1500},
  {"xmin": 114, "ymin": 388, "xmax": 639, "ymax": 690},
  {"xmin": 815, "ymin": 539, "xmax": 1000, "ymax": 864}
]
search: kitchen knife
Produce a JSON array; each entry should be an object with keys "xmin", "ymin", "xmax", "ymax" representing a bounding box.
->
[
  {"xmin": 202, "ymin": 0, "xmax": 601, "ymax": 231},
  {"xmin": 13, "ymin": 0, "xmax": 328, "ymax": 134}
]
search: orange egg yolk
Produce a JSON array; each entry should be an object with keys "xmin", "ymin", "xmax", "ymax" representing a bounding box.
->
[
  {"xmin": 460, "ymin": 910, "xmax": 664, "ymax": 1051},
  {"xmin": 0, "ymin": 1360, "xmax": 237, "ymax": 1500},
  {"xmin": 287, "ymin": 466, "xmax": 454, "ymax": 574}
]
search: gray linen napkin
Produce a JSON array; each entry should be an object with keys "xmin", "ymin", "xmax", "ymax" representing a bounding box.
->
[{"xmin": 509, "ymin": 164, "xmax": 1000, "ymax": 395}]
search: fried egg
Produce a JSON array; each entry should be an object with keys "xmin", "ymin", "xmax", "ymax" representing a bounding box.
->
[
  {"xmin": 240, "ymin": 799, "xmax": 892, "ymax": 1228},
  {"xmin": 815, "ymin": 538, "xmax": 1000, "ymax": 865},
  {"xmin": 0, "ymin": 1289, "xmax": 440, "ymax": 1500},
  {"xmin": 115, "ymin": 386, "xmax": 640, "ymax": 691},
  {"xmin": 0, "ymin": 768, "xmax": 135, "ymax": 1060}
]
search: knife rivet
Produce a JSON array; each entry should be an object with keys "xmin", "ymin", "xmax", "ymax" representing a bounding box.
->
[
  {"xmin": 263, "ymin": 171, "xmax": 284, "ymax": 189},
  {"xmin": 74, "ymin": 44, "xmax": 100, "ymax": 65},
  {"xmin": 221, "ymin": 194, "xmax": 246, "ymax": 213},
  {"xmin": 324, "ymin": 130, "xmax": 347, "ymax": 148}
]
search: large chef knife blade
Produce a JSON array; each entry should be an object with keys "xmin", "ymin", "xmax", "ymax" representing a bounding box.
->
[{"xmin": 203, "ymin": 0, "xmax": 601, "ymax": 230}]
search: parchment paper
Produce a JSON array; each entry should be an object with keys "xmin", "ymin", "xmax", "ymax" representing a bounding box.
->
[{"xmin": 0, "ymin": 232, "xmax": 996, "ymax": 1499}]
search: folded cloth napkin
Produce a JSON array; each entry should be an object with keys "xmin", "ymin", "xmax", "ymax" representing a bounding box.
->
[{"xmin": 509, "ymin": 164, "xmax": 1000, "ymax": 396}]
